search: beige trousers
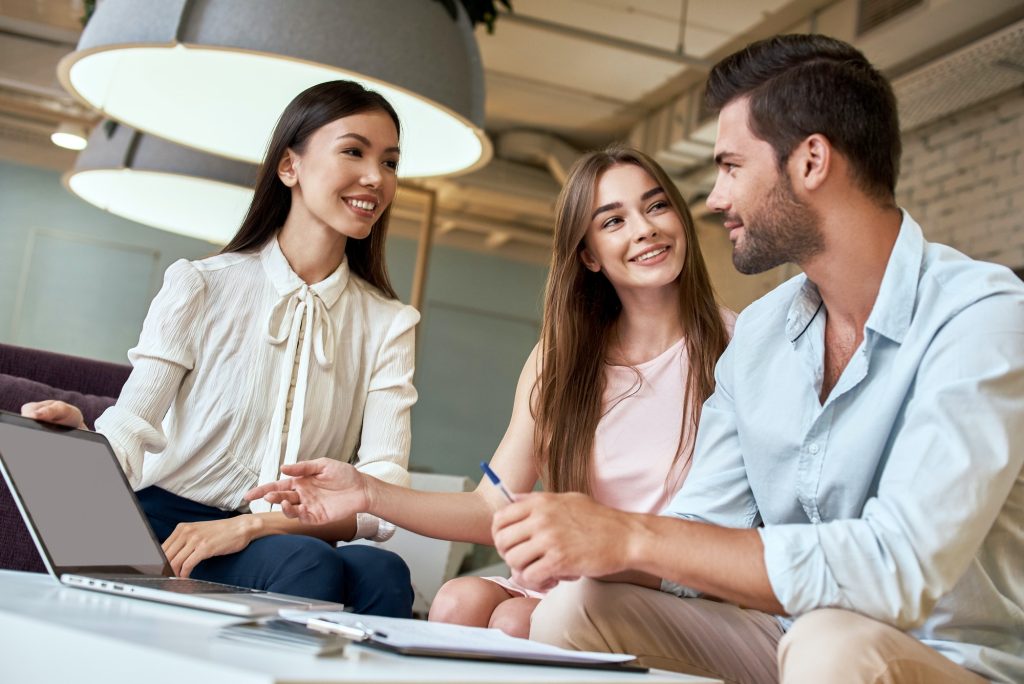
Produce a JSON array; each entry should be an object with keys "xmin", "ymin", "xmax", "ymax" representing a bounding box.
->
[{"xmin": 529, "ymin": 580, "xmax": 988, "ymax": 684}]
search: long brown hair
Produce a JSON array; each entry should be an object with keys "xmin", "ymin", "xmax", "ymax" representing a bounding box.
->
[
  {"xmin": 535, "ymin": 145, "xmax": 729, "ymax": 494},
  {"xmin": 221, "ymin": 80, "xmax": 400, "ymax": 298}
]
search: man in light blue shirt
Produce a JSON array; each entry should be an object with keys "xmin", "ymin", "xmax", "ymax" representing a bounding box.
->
[{"xmin": 493, "ymin": 34, "xmax": 1023, "ymax": 683}]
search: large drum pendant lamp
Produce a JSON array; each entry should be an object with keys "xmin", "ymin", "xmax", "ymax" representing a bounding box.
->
[
  {"xmin": 66, "ymin": 121, "xmax": 257, "ymax": 244},
  {"xmin": 58, "ymin": 0, "xmax": 491, "ymax": 178}
]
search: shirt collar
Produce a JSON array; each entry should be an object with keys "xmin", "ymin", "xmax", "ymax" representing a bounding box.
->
[
  {"xmin": 786, "ymin": 279, "xmax": 824, "ymax": 343},
  {"xmin": 259, "ymin": 234, "xmax": 350, "ymax": 309},
  {"xmin": 862, "ymin": 211, "xmax": 923, "ymax": 344},
  {"xmin": 785, "ymin": 210, "xmax": 923, "ymax": 345}
]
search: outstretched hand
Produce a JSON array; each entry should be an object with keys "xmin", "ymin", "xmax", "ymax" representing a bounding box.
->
[
  {"xmin": 243, "ymin": 458, "xmax": 368, "ymax": 525},
  {"xmin": 21, "ymin": 400, "xmax": 86, "ymax": 429}
]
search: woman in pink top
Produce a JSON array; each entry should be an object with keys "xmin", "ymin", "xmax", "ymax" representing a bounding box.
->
[{"xmin": 247, "ymin": 145, "xmax": 734, "ymax": 636}]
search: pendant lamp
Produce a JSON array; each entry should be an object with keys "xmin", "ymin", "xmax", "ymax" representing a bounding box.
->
[
  {"xmin": 66, "ymin": 121, "xmax": 257, "ymax": 244},
  {"xmin": 58, "ymin": 0, "xmax": 491, "ymax": 178}
]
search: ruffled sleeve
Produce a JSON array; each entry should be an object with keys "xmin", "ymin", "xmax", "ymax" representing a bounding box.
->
[
  {"xmin": 352, "ymin": 304, "xmax": 419, "ymax": 540},
  {"xmin": 94, "ymin": 260, "xmax": 207, "ymax": 488}
]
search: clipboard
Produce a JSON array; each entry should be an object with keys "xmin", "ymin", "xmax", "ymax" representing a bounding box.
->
[
  {"xmin": 355, "ymin": 639, "xmax": 650, "ymax": 672},
  {"xmin": 293, "ymin": 614, "xmax": 649, "ymax": 673},
  {"xmin": 218, "ymin": 618, "xmax": 348, "ymax": 655}
]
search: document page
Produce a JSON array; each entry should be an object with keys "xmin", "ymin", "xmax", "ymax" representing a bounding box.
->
[{"xmin": 280, "ymin": 610, "xmax": 637, "ymax": 664}]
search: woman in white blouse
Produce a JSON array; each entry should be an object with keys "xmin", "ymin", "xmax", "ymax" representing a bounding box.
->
[{"xmin": 21, "ymin": 81, "xmax": 418, "ymax": 616}]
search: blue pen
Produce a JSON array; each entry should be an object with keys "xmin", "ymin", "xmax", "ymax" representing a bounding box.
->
[{"xmin": 480, "ymin": 461, "xmax": 515, "ymax": 503}]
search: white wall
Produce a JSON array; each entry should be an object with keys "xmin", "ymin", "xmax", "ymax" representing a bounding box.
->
[{"xmin": 897, "ymin": 88, "xmax": 1024, "ymax": 272}]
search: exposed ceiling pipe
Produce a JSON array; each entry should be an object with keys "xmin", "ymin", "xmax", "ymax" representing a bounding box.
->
[
  {"xmin": 0, "ymin": 18, "xmax": 80, "ymax": 47},
  {"xmin": 495, "ymin": 130, "xmax": 580, "ymax": 185},
  {"xmin": 497, "ymin": 10, "xmax": 712, "ymax": 68}
]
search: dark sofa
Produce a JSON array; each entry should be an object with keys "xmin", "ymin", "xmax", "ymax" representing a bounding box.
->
[{"xmin": 0, "ymin": 343, "xmax": 130, "ymax": 572}]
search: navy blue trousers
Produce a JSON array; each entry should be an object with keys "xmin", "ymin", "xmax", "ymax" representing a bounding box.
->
[{"xmin": 136, "ymin": 486, "xmax": 413, "ymax": 617}]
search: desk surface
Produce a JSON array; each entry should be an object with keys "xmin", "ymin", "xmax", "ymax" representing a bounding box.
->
[{"xmin": 0, "ymin": 570, "xmax": 719, "ymax": 684}]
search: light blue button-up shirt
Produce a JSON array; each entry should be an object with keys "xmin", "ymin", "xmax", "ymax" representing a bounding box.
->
[{"xmin": 662, "ymin": 212, "xmax": 1024, "ymax": 682}]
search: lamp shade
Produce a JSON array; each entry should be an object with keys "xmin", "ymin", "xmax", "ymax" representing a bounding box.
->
[
  {"xmin": 58, "ymin": 0, "xmax": 491, "ymax": 178},
  {"xmin": 51, "ymin": 122, "xmax": 89, "ymax": 151},
  {"xmin": 66, "ymin": 122, "xmax": 257, "ymax": 244}
]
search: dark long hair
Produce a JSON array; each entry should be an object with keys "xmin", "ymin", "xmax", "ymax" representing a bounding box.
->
[
  {"xmin": 221, "ymin": 80, "xmax": 401, "ymax": 298},
  {"xmin": 534, "ymin": 145, "xmax": 729, "ymax": 494}
]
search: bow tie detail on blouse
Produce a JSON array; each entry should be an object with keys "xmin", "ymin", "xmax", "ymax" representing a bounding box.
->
[
  {"xmin": 252, "ymin": 284, "xmax": 336, "ymax": 513},
  {"xmin": 265, "ymin": 284, "xmax": 336, "ymax": 369}
]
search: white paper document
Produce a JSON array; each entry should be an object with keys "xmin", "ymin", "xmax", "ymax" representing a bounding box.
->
[{"xmin": 279, "ymin": 610, "xmax": 638, "ymax": 665}]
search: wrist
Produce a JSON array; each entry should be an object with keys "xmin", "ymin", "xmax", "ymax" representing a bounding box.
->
[
  {"xmin": 360, "ymin": 472, "xmax": 379, "ymax": 516},
  {"xmin": 623, "ymin": 513, "xmax": 660, "ymax": 574},
  {"xmin": 240, "ymin": 513, "xmax": 265, "ymax": 542}
]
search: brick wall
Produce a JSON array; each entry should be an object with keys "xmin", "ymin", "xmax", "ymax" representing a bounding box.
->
[{"xmin": 897, "ymin": 87, "xmax": 1024, "ymax": 272}]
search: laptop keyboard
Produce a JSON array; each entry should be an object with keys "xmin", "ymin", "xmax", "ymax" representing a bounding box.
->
[{"xmin": 108, "ymin": 577, "xmax": 264, "ymax": 595}]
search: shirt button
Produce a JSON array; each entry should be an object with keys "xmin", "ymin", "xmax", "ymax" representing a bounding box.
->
[{"xmin": 809, "ymin": 444, "xmax": 820, "ymax": 454}]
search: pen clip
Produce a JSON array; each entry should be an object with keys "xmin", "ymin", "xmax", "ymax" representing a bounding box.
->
[
  {"xmin": 355, "ymin": 621, "xmax": 387, "ymax": 640},
  {"xmin": 306, "ymin": 617, "xmax": 378, "ymax": 641}
]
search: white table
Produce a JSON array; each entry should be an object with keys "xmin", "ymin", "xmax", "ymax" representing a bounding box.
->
[{"xmin": 0, "ymin": 570, "xmax": 719, "ymax": 684}]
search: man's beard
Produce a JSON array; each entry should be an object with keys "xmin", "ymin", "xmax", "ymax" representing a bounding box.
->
[{"xmin": 730, "ymin": 174, "xmax": 824, "ymax": 275}]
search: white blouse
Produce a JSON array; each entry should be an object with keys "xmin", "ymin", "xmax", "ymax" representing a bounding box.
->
[{"xmin": 94, "ymin": 237, "xmax": 418, "ymax": 540}]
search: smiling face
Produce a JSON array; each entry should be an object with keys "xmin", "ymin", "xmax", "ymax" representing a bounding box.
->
[
  {"xmin": 279, "ymin": 109, "xmax": 400, "ymax": 241},
  {"xmin": 707, "ymin": 98, "xmax": 823, "ymax": 274},
  {"xmin": 579, "ymin": 163, "xmax": 687, "ymax": 296}
]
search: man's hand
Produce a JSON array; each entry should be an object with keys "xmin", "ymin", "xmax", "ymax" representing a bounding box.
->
[
  {"xmin": 491, "ymin": 492, "xmax": 643, "ymax": 592},
  {"xmin": 243, "ymin": 458, "xmax": 369, "ymax": 525},
  {"xmin": 21, "ymin": 400, "xmax": 86, "ymax": 429},
  {"xmin": 163, "ymin": 516, "xmax": 257, "ymax": 578}
]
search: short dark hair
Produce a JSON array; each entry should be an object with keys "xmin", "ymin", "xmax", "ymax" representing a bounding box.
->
[{"xmin": 705, "ymin": 34, "xmax": 900, "ymax": 203}]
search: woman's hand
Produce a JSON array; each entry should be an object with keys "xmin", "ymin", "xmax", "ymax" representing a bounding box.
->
[
  {"xmin": 21, "ymin": 400, "xmax": 86, "ymax": 429},
  {"xmin": 244, "ymin": 458, "xmax": 369, "ymax": 525},
  {"xmin": 162, "ymin": 516, "xmax": 258, "ymax": 578}
]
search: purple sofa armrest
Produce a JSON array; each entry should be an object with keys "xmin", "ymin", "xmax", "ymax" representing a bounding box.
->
[
  {"xmin": 0, "ymin": 344, "xmax": 130, "ymax": 573},
  {"xmin": 0, "ymin": 343, "xmax": 131, "ymax": 399},
  {"xmin": 0, "ymin": 374, "xmax": 119, "ymax": 429}
]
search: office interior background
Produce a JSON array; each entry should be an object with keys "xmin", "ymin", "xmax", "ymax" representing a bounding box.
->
[{"xmin": 1, "ymin": 0, "xmax": 1022, "ymax": 570}]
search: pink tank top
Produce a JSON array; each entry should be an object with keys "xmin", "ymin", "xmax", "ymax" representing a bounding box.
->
[
  {"xmin": 591, "ymin": 336, "xmax": 695, "ymax": 514},
  {"xmin": 591, "ymin": 308, "xmax": 736, "ymax": 513}
]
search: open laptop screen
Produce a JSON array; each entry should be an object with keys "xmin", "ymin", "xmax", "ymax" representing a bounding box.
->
[{"xmin": 0, "ymin": 413, "xmax": 169, "ymax": 576}]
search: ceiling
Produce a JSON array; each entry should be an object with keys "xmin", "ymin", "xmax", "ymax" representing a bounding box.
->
[
  {"xmin": 2, "ymin": 0, "xmax": 1023, "ymax": 263},
  {"xmin": 480, "ymin": 0, "xmax": 814, "ymax": 148}
]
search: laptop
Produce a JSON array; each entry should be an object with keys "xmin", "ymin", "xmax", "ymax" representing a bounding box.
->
[{"xmin": 0, "ymin": 410, "xmax": 345, "ymax": 616}]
